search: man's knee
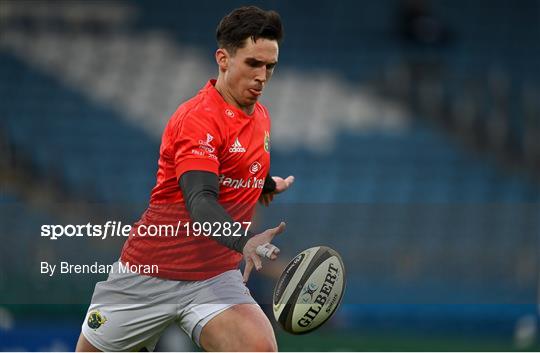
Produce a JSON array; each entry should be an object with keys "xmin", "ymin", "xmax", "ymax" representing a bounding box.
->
[
  {"xmin": 246, "ymin": 335, "xmax": 277, "ymax": 352},
  {"xmin": 201, "ymin": 328, "xmax": 277, "ymax": 352},
  {"xmin": 199, "ymin": 304, "xmax": 277, "ymax": 351}
]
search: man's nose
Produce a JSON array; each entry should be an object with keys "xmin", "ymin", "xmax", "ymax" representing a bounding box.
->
[{"xmin": 255, "ymin": 67, "xmax": 267, "ymax": 83}]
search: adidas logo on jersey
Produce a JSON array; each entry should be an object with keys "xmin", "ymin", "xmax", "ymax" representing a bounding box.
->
[{"xmin": 229, "ymin": 138, "xmax": 246, "ymax": 153}]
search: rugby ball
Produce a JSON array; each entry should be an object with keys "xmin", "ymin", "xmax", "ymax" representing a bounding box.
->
[{"xmin": 272, "ymin": 246, "xmax": 345, "ymax": 334}]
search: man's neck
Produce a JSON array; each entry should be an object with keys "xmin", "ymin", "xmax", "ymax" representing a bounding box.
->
[{"xmin": 214, "ymin": 77, "xmax": 255, "ymax": 115}]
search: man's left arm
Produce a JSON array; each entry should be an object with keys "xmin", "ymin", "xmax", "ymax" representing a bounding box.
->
[{"xmin": 259, "ymin": 174, "xmax": 295, "ymax": 206}]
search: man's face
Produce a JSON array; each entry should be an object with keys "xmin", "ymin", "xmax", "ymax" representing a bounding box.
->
[{"xmin": 217, "ymin": 38, "xmax": 279, "ymax": 108}]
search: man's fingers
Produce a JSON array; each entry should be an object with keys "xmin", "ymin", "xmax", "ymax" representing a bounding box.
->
[
  {"xmin": 251, "ymin": 254, "xmax": 262, "ymax": 271},
  {"xmin": 271, "ymin": 222, "xmax": 286, "ymax": 237},
  {"xmin": 270, "ymin": 246, "xmax": 280, "ymax": 260},
  {"xmin": 243, "ymin": 260, "xmax": 253, "ymax": 283},
  {"xmin": 284, "ymin": 175, "xmax": 295, "ymax": 186},
  {"xmin": 256, "ymin": 243, "xmax": 280, "ymax": 259},
  {"xmin": 272, "ymin": 175, "xmax": 295, "ymax": 194},
  {"xmin": 266, "ymin": 221, "xmax": 285, "ymax": 243}
]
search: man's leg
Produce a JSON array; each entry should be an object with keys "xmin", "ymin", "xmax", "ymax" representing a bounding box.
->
[
  {"xmin": 199, "ymin": 304, "xmax": 277, "ymax": 352},
  {"xmin": 76, "ymin": 261, "xmax": 178, "ymax": 352},
  {"xmin": 76, "ymin": 333, "xmax": 101, "ymax": 352}
]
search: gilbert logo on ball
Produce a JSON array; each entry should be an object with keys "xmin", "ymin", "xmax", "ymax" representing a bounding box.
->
[{"xmin": 273, "ymin": 246, "xmax": 345, "ymax": 334}]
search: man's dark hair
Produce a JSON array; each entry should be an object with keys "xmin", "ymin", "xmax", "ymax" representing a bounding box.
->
[{"xmin": 216, "ymin": 6, "xmax": 283, "ymax": 54}]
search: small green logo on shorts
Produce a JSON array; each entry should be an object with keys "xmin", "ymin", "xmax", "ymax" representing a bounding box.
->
[{"xmin": 87, "ymin": 310, "xmax": 107, "ymax": 330}]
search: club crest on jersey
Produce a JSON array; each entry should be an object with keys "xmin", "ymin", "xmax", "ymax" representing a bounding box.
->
[
  {"xmin": 87, "ymin": 310, "xmax": 107, "ymax": 330},
  {"xmin": 198, "ymin": 133, "xmax": 215, "ymax": 153},
  {"xmin": 229, "ymin": 138, "xmax": 246, "ymax": 153},
  {"xmin": 250, "ymin": 161, "xmax": 262, "ymax": 174},
  {"xmin": 264, "ymin": 131, "xmax": 270, "ymax": 152}
]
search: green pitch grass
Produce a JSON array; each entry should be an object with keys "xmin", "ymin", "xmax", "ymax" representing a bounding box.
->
[{"xmin": 276, "ymin": 331, "xmax": 540, "ymax": 351}]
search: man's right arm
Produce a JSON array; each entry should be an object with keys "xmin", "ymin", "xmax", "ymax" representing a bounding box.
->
[
  {"xmin": 179, "ymin": 170, "xmax": 286, "ymax": 282},
  {"xmin": 179, "ymin": 170, "xmax": 253, "ymax": 253}
]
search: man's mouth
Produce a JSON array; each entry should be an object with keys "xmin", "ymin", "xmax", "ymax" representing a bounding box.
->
[{"xmin": 248, "ymin": 88, "xmax": 262, "ymax": 97}]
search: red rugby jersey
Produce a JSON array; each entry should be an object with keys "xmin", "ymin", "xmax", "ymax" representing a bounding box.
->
[{"xmin": 120, "ymin": 80, "xmax": 271, "ymax": 280}]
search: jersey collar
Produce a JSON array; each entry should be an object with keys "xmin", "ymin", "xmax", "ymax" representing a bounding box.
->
[{"xmin": 204, "ymin": 79, "xmax": 258, "ymax": 119}]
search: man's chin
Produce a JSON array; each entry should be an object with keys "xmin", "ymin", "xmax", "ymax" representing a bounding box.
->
[{"xmin": 244, "ymin": 96, "xmax": 259, "ymax": 105}]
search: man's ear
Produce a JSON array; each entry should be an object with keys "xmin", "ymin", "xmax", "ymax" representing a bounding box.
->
[{"xmin": 215, "ymin": 48, "xmax": 229, "ymax": 72}]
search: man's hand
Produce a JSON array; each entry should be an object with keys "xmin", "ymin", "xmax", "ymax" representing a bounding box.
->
[
  {"xmin": 259, "ymin": 175, "xmax": 295, "ymax": 207},
  {"xmin": 242, "ymin": 222, "xmax": 286, "ymax": 283}
]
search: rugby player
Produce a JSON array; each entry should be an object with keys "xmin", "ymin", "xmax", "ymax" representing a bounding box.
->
[{"xmin": 76, "ymin": 6, "xmax": 293, "ymax": 352}]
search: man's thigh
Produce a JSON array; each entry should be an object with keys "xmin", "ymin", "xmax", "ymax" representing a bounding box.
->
[
  {"xmin": 199, "ymin": 304, "xmax": 277, "ymax": 352},
  {"xmin": 76, "ymin": 332, "xmax": 100, "ymax": 352},
  {"xmin": 81, "ymin": 303, "xmax": 176, "ymax": 351},
  {"xmin": 79, "ymin": 262, "xmax": 179, "ymax": 351}
]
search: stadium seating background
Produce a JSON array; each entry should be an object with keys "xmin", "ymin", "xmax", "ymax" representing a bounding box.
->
[{"xmin": 0, "ymin": 0, "xmax": 539, "ymax": 350}]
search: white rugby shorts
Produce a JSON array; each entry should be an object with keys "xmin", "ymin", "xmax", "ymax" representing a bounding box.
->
[{"xmin": 81, "ymin": 261, "xmax": 257, "ymax": 351}]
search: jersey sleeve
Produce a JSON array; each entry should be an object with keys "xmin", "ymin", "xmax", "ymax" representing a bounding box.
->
[{"xmin": 173, "ymin": 113, "xmax": 222, "ymax": 179}]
